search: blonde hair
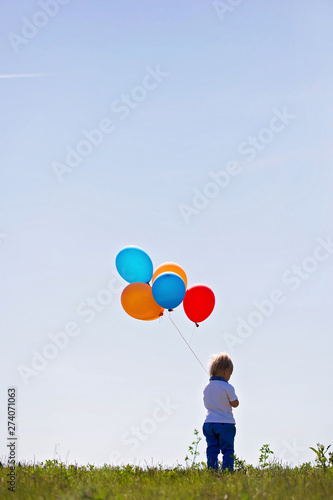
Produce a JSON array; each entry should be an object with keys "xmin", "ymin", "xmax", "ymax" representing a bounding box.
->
[{"xmin": 209, "ymin": 353, "xmax": 233, "ymax": 377}]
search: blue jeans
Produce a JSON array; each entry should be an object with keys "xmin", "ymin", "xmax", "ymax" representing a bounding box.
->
[{"xmin": 202, "ymin": 422, "xmax": 236, "ymax": 471}]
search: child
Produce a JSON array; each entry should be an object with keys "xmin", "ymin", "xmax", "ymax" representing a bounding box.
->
[{"xmin": 202, "ymin": 352, "xmax": 239, "ymax": 472}]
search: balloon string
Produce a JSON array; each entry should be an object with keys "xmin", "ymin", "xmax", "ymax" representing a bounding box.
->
[
  {"xmin": 168, "ymin": 313, "xmax": 208, "ymax": 375},
  {"xmin": 189, "ymin": 323, "xmax": 196, "ymax": 345}
]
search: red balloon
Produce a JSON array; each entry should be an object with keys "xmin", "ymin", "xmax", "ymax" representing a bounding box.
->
[{"xmin": 183, "ymin": 284, "xmax": 215, "ymax": 324}]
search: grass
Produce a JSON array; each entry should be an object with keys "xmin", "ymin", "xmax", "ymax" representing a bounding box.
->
[
  {"xmin": 1, "ymin": 440, "xmax": 332, "ymax": 499},
  {"xmin": 1, "ymin": 461, "xmax": 333, "ymax": 499}
]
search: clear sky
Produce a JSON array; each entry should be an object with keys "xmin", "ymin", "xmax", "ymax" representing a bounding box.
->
[{"xmin": 1, "ymin": 0, "xmax": 333, "ymax": 467}]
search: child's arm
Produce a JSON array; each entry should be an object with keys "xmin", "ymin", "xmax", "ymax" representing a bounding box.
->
[{"xmin": 227, "ymin": 384, "xmax": 239, "ymax": 408}]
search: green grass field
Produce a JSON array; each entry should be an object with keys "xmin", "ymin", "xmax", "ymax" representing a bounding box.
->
[
  {"xmin": 1, "ymin": 461, "xmax": 333, "ymax": 500},
  {"xmin": 1, "ymin": 442, "xmax": 332, "ymax": 499}
]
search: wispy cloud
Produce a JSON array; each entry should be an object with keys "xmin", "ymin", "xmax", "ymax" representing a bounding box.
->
[{"xmin": 0, "ymin": 73, "xmax": 56, "ymax": 79}]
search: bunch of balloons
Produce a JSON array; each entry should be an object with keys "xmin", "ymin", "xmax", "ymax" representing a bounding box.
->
[{"xmin": 115, "ymin": 246, "xmax": 215, "ymax": 325}]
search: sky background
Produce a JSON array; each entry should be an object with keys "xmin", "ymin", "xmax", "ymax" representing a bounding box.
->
[{"xmin": 0, "ymin": 0, "xmax": 333, "ymax": 467}]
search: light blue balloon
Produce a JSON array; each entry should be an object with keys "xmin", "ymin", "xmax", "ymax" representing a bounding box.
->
[
  {"xmin": 152, "ymin": 272, "xmax": 186, "ymax": 310},
  {"xmin": 115, "ymin": 246, "xmax": 153, "ymax": 284}
]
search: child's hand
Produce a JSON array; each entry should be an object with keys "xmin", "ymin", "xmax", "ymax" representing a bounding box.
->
[{"xmin": 230, "ymin": 399, "xmax": 239, "ymax": 408}]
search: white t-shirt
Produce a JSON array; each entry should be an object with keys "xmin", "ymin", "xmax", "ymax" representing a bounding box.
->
[{"xmin": 203, "ymin": 377, "xmax": 238, "ymax": 424}]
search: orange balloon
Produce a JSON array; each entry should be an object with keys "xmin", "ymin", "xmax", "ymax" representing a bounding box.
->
[
  {"xmin": 121, "ymin": 283, "xmax": 164, "ymax": 321},
  {"xmin": 152, "ymin": 262, "xmax": 187, "ymax": 288}
]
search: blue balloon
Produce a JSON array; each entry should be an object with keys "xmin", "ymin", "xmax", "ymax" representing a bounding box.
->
[
  {"xmin": 152, "ymin": 272, "xmax": 186, "ymax": 310},
  {"xmin": 115, "ymin": 246, "xmax": 153, "ymax": 284}
]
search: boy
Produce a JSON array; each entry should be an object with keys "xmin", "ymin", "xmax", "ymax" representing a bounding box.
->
[{"xmin": 203, "ymin": 352, "xmax": 239, "ymax": 472}]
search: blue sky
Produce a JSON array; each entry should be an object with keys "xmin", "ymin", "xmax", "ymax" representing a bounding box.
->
[{"xmin": 0, "ymin": 0, "xmax": 333, "ymax": 467}]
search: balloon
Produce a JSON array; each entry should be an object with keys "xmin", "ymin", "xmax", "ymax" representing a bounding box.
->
[
  {"xmin": 152, "ymin": 272, "xmax": 186, "ymax": 310},
  {"xmin": 121, "ymin": 282, "xmax": 164, "ymax": 321},
  {"xmin": 152, "ymin": 262, "xmax": 187, "ymax": 288},
  {"xmin": 116, "ymin": 246, "xmax": 153, "ymax": 284},
  {"xmin": 183, "ymin": 284, "xmax": 215, "ymax": 324}
]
